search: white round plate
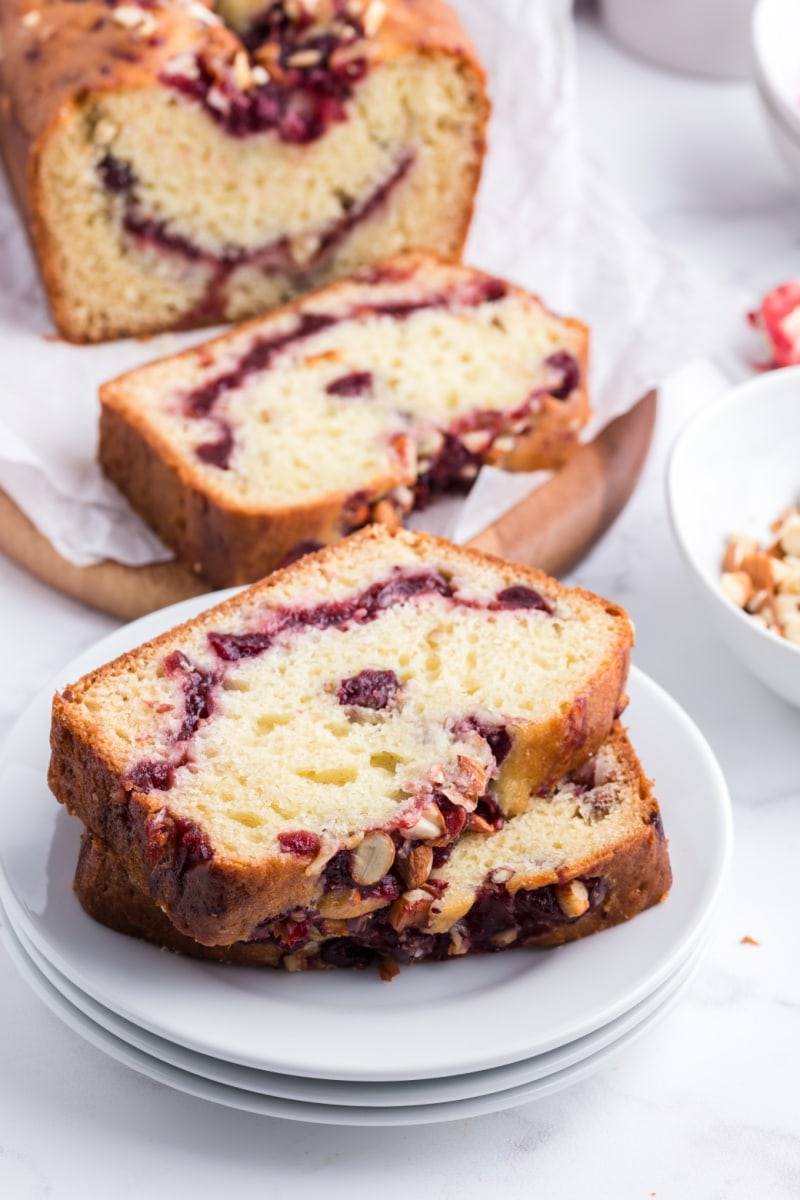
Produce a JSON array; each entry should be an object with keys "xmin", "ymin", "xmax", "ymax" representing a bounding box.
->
[
  {"xmin": 1, "ymin": 918, "xmax": 695, "ymax": 1127},
  {"xmin": 0, "ymin": 591, "xmax": 732, "ymax": 1081},
  {"xmin": 8, "ymin": 909, "xmax": 706, "ymax": 1107}
]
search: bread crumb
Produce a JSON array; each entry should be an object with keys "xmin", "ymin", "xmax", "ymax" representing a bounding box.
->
[{"xmin": 740, "ymin": 935, "xmax": 760, "ymax": 946}]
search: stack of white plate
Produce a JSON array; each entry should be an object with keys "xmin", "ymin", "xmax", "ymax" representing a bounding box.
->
[{"xmin": 0, "ymin": 596, "xmax": 732, "ymax": 1126}]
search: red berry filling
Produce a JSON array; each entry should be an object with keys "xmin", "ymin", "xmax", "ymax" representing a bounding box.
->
[
  {"xmin": 162, "ymin": 1, "xmax": 369, "ymax": 145},
  {"xmin": 337, "ymin": 668, "xmax": 400, "ymax": 709}
]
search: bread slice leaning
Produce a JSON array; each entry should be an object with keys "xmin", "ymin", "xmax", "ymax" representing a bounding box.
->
[
  {"xmin": 99, "ymin": 250, "xmax": 589, "ymax": 587},
  {"xmin": 72, "ymin": 726, "xmax": 671, "ymax": 973},
  {"xmin": 49, "ymin": 526, "xmax": 633, "ymax": 945}
]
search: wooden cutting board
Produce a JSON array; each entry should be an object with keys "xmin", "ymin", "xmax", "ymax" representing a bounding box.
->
[{"xmin": 0, "ymin": 391, "xmax": 656, "ymax": 621}]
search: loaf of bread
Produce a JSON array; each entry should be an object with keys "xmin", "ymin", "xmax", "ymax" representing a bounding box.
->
[
  {"xmin": 99, "ymin": 251, "xmax": 590, "ymax": 587},
  {"xmin": 73, "ymin": 726, "xmax": 671, "ymax": 973},
  {"xmin": 0, "ymin": 0, "xmax": 487, "ymax": 342},
  {"xmin": 50, "ymin": 527, "xmax": 633, "ymax": 945}
]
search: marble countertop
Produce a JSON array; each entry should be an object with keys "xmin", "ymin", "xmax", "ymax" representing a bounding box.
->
[{"xmin": 2, "ymin": 10, "xmax": 799, "ymax": 1197}]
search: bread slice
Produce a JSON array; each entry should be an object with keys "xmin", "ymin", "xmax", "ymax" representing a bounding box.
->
[
  {"xmin": 73, "ymin": 726, "xmax": 671, "ymax": 972},
  {"xmin": 49, "ymin": 526, "xmax": 633, "ymax": 945},
  {"xmin": 1, "ymin": 0, "xmax": 487, "ymax": 341},
  {"xmin": 99, "ymin": 251, "xmax": 590, "ymax": 587}
]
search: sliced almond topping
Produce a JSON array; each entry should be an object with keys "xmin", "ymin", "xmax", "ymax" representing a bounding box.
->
[{"xmin": 490, "ymin": 928, "xmax": 517, "ymax": 948}]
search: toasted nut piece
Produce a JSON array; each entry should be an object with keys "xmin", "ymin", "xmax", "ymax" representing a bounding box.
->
[
  {"xmin": 416, "ymin": 427, "xmax": 444, "ymax": 459},
  {"xmin": 489, "ymin": 866, "xmax": 515, "ymax": 885},
  {"xmin": 232, "ymin": 50, "xmax": 252, "ymax": 89},
  {"xmin": 741, "ymin": 551, "xmax": 775, "ymax": 593},
  {"xmin": 773, "ymin": 558, "xmax": 800, "ymax": 594},
  {"xmin": 389, "ymin": 888, "xmax": 433, "ymax": 933},
  {"xmin": 286, "ymin": 47, "xmax": 323, "ymax": 67},
  {"xmin": 401, "ymin": 805, "xmax": 446, "ymax": 841},
  {"xmin": 349, "ymin": 831, "xmax": 395, "ymax": 886},
  {"xmin": 448, "ymin": 927, "xmax": 469, "ymax": 956},
  {"xmin": 722, "ymin": 533, "xmax": 759, "ymax": 572},
  {"xmin": 364, "ymin": 0, "xmax": 386, "ymax": 36},
  {"xmin": 250, "ymin": 64, "xmax": 270, "ymax": 85},
  {"xmin": 721, "ymin": 571, "xmax": 753, "ymax": 609},
  {"xmin": 320, "ymin": 919, "xmax": 349, "ymax": 936},
  {"xmin": 775, "ymin": 594, "xmax": 800, "ymax": 627},
  {"xmin": 460, "ymin": 430, "xmax": 493, "ymax": 455},
  {"xmin": 466, "ymin": 812, "xmax": 498, "ymax": 835},
  {"xmin": 490, "ymin": 928, "xmax": 518, "ymax": 948},
  {"xmin": 283, "ymin": 952, "xmax": 309, "ymax": 972},
  {"xmin": 746, "ymin": 588, "xmax": 772, "ymax": 616},
  {"xmin": 778, "ymin": 513, "xmax": 800, "ymax": 557},
  {"xmin": 379, "ymin": 956, "xmax": 400, "ymax": 981},
  {"xmin": 491, "ymin": 434, "xmax": 515, "ymax": 456},
  {"xmin": 783, "ymin": 616, "xmax": 800, "ymax": 644},
  {"xmin": 371, "ymin": 499, "xmax": 402, "ymax": 530},
  {"xmin": 396, "ymin": 843, "xmax": 433, "ymax": 889},
  {"xmin": 555, "ymin": 879, "xmax": 590, "ymax": 918},
  {"xmin": 318, "ymin": 889, "xmax": 389, "ymax": 920}
]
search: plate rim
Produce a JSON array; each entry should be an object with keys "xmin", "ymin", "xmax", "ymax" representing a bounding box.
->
[{"xmin": 1, "ymin": 915, "xmax": 696, "ymax": 1128}]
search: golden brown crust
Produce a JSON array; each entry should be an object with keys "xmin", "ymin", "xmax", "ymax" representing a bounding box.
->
[
  {"xmin": 0, "ymin": 1, "xmax": 488, "ymax": 341},
  {"xmin": 48, "ymin": 526, "xmax": 633, "ymax": 944},
  {"xmin": 98, "ymin": 251, "xmax": 590, "ymax": 587}
]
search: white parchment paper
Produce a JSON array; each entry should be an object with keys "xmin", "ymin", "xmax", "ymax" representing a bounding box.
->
[{"xmin": 0, "ymin": 0, "xmax": 734, "ymax": 566}]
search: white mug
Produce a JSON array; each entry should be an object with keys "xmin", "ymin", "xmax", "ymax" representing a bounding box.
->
[{"xmin": 599, "ymin": 0, "xmax": 757, "ymax": 79}]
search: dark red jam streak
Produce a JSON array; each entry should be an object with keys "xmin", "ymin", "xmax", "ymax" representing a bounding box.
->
[
  {"xmin": 96, "ymin": 144, "xmax": 412, "ymax": 348},
  {"xmin": 179, "ymin": 269, "xmax": 504, "ymax": 468},
  {"xmin": 325, "ymin": 371, "xmax": 373, "ymax": 397},
  {"xmin": 163, "ymin": 1, "xmax": 367, "ymax": 145}
]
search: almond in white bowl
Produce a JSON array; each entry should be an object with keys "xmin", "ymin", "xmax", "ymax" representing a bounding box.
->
[{"xmin": 667, "ymin": 365, "xmax": 800, "ymax": 706}]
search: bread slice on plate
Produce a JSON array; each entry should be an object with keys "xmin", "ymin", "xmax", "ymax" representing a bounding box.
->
[
  {"xmin": 50, "ymin": 527, "xmax": 632, "ymax": 945},
  {"xmin": 1, "ymin": 0, "xmax": 488, "ymax": 341},
  {"xmin": 73, "ymin": 726, "xmax": 671, "ymax": 974},
  {"xmin": 99, "ymin": 251, "xmax": 589, "ymax": 586}
]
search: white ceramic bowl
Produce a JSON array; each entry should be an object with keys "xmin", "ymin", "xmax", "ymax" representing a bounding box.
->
[
  {"xmin": 752, "ymin": 0, "xmax": 800, "ymax": 184},
  {"xmin": 667, "ymin": 367, "xmax": 800, "ymax": 707},
  {"xmin": 601, "ymin": 0, "xmax": 756, "ymax": 79}
]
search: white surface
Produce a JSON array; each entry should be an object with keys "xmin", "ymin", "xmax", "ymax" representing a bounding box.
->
[
  {"xmin": 1, "ymin": 7, "xmax": 800, "ymax": 1196},
  {"xmin": 0, "ymin": 642, "xmax": 731, "ymax": 1079},
  {"xmin": 0, "ymin": 0, "xmax": 730, "ymax": 567},
  {"xmin": 8, "ymin": 915, "xmax": 705, "ymax": 1109},
  {"xmin": 601, "ymin": 0, "xmax": 757, "ymax": 80},
  {"xmin": 752, "ymin": 0, "xmax": 800, "ymax": 185},
  {"xmin": 668, "ymin": 366, "xmax": 800, "ymax": 705},
  {"xmin": 0, "ymin": 916, "xmax": 699, "ymax": 1127}
]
